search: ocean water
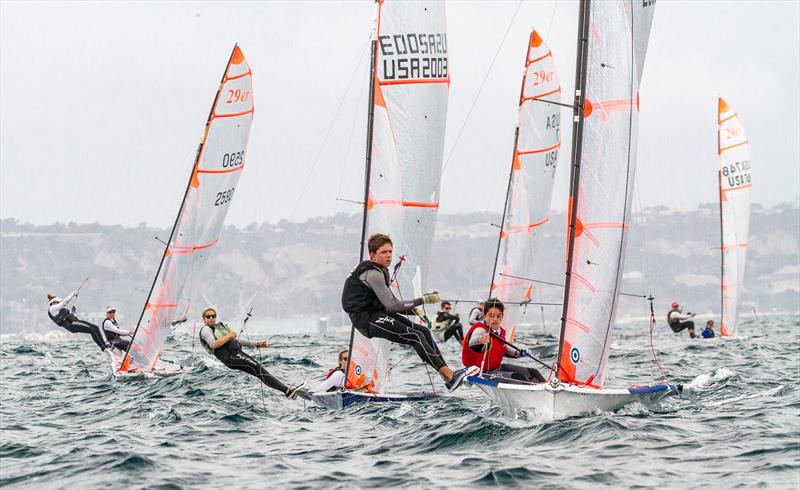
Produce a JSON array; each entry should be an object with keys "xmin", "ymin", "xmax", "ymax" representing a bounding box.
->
[{"xmin": 1, "ymin": 315, "xmax": 798, "ymax": 489}]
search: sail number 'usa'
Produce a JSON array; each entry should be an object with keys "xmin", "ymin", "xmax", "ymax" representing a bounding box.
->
[
  {"xmin": 379, "ymin": 32, "xmax": 448, "ymax": 81},
  {"xmin": 722, "ymin": 160, "xmax": 752, "ymax": 188}
]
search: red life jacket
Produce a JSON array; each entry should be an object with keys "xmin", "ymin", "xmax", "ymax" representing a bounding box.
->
[{"xmin": 461, "ymin": 322, "xmax": 506, "ymax": 372}]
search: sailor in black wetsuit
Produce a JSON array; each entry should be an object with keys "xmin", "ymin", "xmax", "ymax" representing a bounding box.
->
[
  {"xmin": 101, "ymin": 307, "xmax": 133, "ymax": 352},
  {"xmin": 47, "ymin": 292, "xmax": 109, "ymax": 350},
  {"xmin": 198, "ymin": 307, "xmax": 307, "ymax": 399},
  {"xmin": 667, "ymin": 301, "xmax": 697, "ymax": 338},
  {"xmin": 435, "ymin": 301, "xmax": 464, "ymax": 344},
  {"xmin": 341, "ymin": 233, "xmax": 478, "ymax": 391}
]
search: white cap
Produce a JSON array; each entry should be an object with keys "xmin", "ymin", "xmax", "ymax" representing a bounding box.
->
[{"xmin": 106, "ymin": 306, "xmax": 117, "ymax": 314}]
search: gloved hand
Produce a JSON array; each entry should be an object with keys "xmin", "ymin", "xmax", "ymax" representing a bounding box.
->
[
  {"xmin": 73, "ymin": 290, "xmax": 79, "ymax": 298},
  {"xmin": 422, "ymin": 292, "xmax": 440, "ymax": 304},
  {"xmin": 413, "ymin": 306, "xmax": 432, "ymax": 328},
  {"xmin": 518, "ymin": 348, "xmax": 530, "ymax": 358}
]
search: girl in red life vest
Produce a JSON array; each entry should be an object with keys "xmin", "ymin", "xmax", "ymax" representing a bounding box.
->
[
  {"xmin": 461, "ymin": 299, "xmax": 546, "ymax": 383},
  {"xmin": 314, "ymin": 347, "xmax": 350, "ymax": 393}
]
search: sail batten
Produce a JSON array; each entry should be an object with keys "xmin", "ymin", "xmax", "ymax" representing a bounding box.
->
[
  {"xmin": 122, "ymin": 45, "xmax": 254, "ymax": 372},
  {"xmin": 717, "ymin": 97, "xmax": 752, "ymax": 337},
  {"xmin": 557, "ymin": 0, "xmax": 655, "ymax": 388}
]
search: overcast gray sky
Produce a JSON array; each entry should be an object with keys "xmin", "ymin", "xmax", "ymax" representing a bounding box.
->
[{"xmin": 1, "ymin": 1, "xmax": 798, "ymax": 228}]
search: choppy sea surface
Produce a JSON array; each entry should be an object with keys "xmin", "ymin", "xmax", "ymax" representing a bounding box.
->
[{"xmin": 1, "ymin": 315, "xmax": 798, "ymax": 489}]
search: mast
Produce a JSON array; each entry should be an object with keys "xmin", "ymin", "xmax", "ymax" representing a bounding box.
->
[
  {"xmin": 345, "ymin": 39, "xmax": 378, "ymax": 385},
  {"xmin": 556, "ymin": 0, "xmax": 591, "ymax": 366},
  {"xmin": 121, "ymin": 44, "xmax": 240, "ymax": 369},
  {"xmin": 717, "ymin": 101, "xmax": 725, "ymax": 324}
]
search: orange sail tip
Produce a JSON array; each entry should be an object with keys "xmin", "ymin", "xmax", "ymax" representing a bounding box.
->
[
  {"xmin": 374, "ymin": 78, "xmax": 387, "ymax": 108},
  {"xmin": 718, "ymin": 97, "xmax": 729, "ymax": 115},
  {"xmin": 583, "ymin": 98, "xmax": 593, "ymax": 118},
  {"xmin": 230, "ymin": 45, "xmax": 245, "ymax": 65},
  {"xmin": 530, "ymin": 30, "xmax": 543, "ymax": 48}
]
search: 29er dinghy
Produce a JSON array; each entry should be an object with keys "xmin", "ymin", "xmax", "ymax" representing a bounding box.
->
[
  {"xmin": 311, "ymin": 0, "xmax": 449, "ymax": 409},
  {"xmin": 469, "ymin": 0, "xmax": 682, "ymax": 420},
  {"xmin": 113, "ymin": 45, "xmax": 254, "ymax": 378},
  {"xmin": 716, "ymin": 97, "xmax": 752, "ymax": 338}
]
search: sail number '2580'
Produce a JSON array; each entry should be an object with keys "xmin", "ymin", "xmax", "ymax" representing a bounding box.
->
[{"xmin": 215, "ymin": 188, "xmax": 235, "ymax": 206}]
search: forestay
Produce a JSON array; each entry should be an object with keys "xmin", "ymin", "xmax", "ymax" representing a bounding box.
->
[
  {"xmin": 347, "ymin": 0, "xmax": 449, "ymax": 393},
  {"xmin": 121, "ymin": 46, "xmax": 254, "ymax": 372},
  {"xmin": 558, "ymin": 1, "xmax": 655, "ymax": 387},
  {"xmin": 492, "ymin": 30, "xmax": 561, "ymax": 341},
  {"xmin": 717, "ymin": 97, "xmax": 752, "ymax": 338}
]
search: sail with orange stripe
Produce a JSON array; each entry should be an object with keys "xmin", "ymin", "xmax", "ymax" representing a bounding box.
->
[
  {"xmin": 492, "ymin": 29, "xmax": 561, "ymax": 341},
  {"xmin": 347, "ymin": 0, "xmax": 449, "ymax": 393},
  {"xmin": 556, "ymin": 1, "xmax": 656, "ymax": 387},
  {"xmin": 717, "ymin": 97, "xmax": 752, "ymax": 337},
  {"xmin": 121, "ymin": 45, "xmax": 254, "ymax": 372}
]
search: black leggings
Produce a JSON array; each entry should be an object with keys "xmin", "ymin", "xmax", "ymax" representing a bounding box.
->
[
  {"xmin": 110, "ymin": 337, "xmax": 131, "ymax": 352},
  {"xmin": 61, "ymin": 320, "xmax": 107, "ymax": 350},
  {"xmin": 490, "ymin": 363, "xmax": 546, "ymax": 383},
  {"xmin": 357, "ymin": 312, "xmax": 447, "ymax": 371},
  {"xmin": 444, "ymin": 321, "xmax": 464, "ymax": 343},
  {"xmin": 669, "ymin": 320, "xmax": 695, "ymax": 334},
  {"xmin": 220, "ymin": 350, "xmax": 288, "ymax": 394}
]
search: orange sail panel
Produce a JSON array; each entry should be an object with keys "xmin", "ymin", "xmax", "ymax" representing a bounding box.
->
[
  {"xmin": 558, "ymin": 2, "xmax": 656, "ymax": 387},
  {"xmin": 494, "ymin": 29, "xmax": 561, "ymax": 341},
  {"xmin": 348, "ymin": 0, "xmax": 450, "ymax": 394},
  {"xmin": 717, "ymin": 97, "xmax": 752, "ymax": 338},
  {"xmin": 123, "ymin": 46, "xmax": 254, "ymax": 372}
]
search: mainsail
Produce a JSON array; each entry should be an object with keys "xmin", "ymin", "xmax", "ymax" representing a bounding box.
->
[
  {"xmin": 491, "ymin": 29, "xmax": 561, "ymax": 341},
  {"xmin": 717, "ymin": 97, "xmax": 752, "ymax": 337},
  {"xmin": 556, "ymin": 0, "xmax": 656, "ymax": 387},
  {"xmin": 347, "ymin": 0, "xmax": 449, "ymax": 393},
  {"xmin": 121, "ymin": 45, "xmax": 254, "ymax": 372}
]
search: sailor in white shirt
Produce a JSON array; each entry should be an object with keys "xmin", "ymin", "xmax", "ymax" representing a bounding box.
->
[
  {"xmin": 47, "ymin": 292, "xmax": 109, "ymax": 350},
  {"xmin": 102, "ymin": 307, "xmax": 133, "ymax": 352}
]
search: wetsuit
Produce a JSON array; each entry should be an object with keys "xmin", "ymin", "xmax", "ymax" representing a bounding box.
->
[
  {"xmin": 667, "ymin": 308, "xmax": 696, "ymax": 337},
  {"xmin": 200, "ymin": 323, "xmax": 288, "ymax": 394},
  {"xmin": 102, "ymin": 318, "xmax": 131, "ymax": 352},
  {"xmin": 435, "ymin": 310, "xmax": 464, "ymax": 343},
  {"xmin": 341, "ymin": 260, "xmax": 446, "ymax": 371},
  {"xmin": 463, "ymin": 322, "xmax": 545, "ymax": 383},
  {"xmin": 48, "ymin": 292, "xmax": 108, "ymax": 350},
  {"xmin": 701, "ymin": 327, "xmax": 715, "ymax": 339}
]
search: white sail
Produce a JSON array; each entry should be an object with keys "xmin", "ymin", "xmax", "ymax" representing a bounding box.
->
[
  {"xmin": 717, "ymin": 97, "xmax": 752, "ymax": 338},
  {"xmin": 122, "ymin": 46, "xmax": 254, "ymax": 372},
  {"xmin": 347, "ymin": 0, "xmax": 449, "ymax": 394},
  {"xmin": 557, "ymin": 1, "xmax": 655, "ymax": 387},
  {"xmin": 492, "ymin": 29, "xmax": 561, "ymax": 341}
]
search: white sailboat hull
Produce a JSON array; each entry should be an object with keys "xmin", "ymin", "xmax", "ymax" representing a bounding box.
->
[
  {"xmin": 107, "ymin": 349, "xmax": 187, "ymax": 379},
  {"xmin": 468, "ymin": 375, "xmax": 681, "ymax": 421}
]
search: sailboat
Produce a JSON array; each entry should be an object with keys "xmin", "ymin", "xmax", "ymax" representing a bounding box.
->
[
  {"xmin": 717, "ymin": 97, "xmax": 752, "ymax": 338},
  {"xmin": 311, "ymin": 0, "xmax": 449, "ymax": 409},
  {"xmin": 488, "ymin": 28, "xmax": 562, "ymax": 342},
  {"xmin": 112, "ymin": 45, "xmax": 255, "ymax": 378},
  {"xmin": 468, "ymin": 0, "xmax": 681, "ymax": 420}
]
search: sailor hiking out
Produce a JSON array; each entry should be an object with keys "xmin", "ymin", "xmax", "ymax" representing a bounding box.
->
[
  {"xmin": 341, "ymin": 234, "xmax": 479, "ymax": 392},
  {"xmin": 47, "ymin": 292, "xmax": 109, "ymax": 351},
  {"xmin": 462, "ymin": 298, "xmax": 545, "ymax": 383},
  {"xmin": 198, "ymin": 306, "xmax": 307, "ymax": 399},
  {"xmin": 433, "ymin": 301, "xmax": 464, "ymax": 344},
  {"xmin": 667, "ymin": 301, "xmax": 697, "ymax": 338}
]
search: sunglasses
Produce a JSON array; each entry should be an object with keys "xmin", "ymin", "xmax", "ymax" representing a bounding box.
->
[
  {"xmin": 204, "ymin": 314, "xmax": 216, "ymax": 319},
  {"xmin": 443, "ymin": 306, "xmax": 451, "ymax": 310}
]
